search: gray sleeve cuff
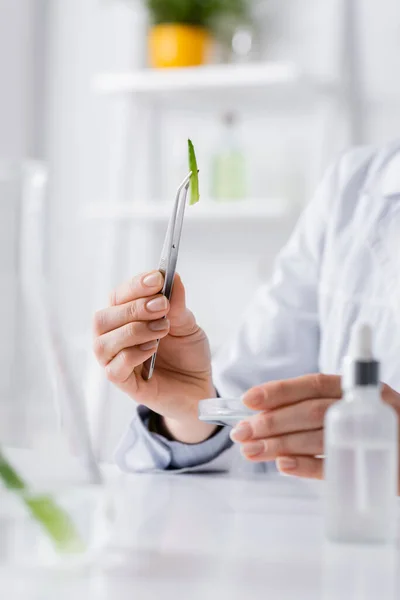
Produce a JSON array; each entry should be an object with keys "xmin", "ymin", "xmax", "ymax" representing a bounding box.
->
[{"xmin": 115, "ymin": 405, "xmax": 233, "ymax": 473}]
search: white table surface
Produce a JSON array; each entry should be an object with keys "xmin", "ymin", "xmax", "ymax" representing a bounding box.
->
[{"xmin": 2, "ymin": 448, "xmax": 400, "ymax": 600}]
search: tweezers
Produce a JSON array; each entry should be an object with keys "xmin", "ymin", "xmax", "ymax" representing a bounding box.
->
[{"xmin": 142, "ymin": 171, "xmax": 192, "ymax": 380}]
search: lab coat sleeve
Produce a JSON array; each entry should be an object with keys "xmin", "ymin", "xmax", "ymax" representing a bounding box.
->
[
  {"xmin": 212, "ymin": 156, "xmax": 341, "ymax": 397},
  {"xmin": 115, "ymin": 405, "xmax": 233, "ymax": 473}
]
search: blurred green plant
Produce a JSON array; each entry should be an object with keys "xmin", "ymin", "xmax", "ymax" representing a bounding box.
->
[
  {"xmin": 145, "ymin": 0, "xmax": 250, "ymax": 29},
  {"xmin": 0, "ymin": 448, "xmax": 85, "ymax": 554}
]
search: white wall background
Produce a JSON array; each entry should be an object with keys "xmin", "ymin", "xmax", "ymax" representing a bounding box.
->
[
  {"xmin": 0, "ymin": 0, "xmax": 36, "ymax": 159},
  {"xmin": 0, "ymin": 0, "xmax": 51, "ymax": 446}
]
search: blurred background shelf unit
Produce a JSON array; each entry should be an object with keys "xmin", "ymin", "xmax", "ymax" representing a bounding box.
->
[
  {"xmin": 86, "ymin": 51, "xmax": 361, "ymax": 353},
  {"xmin": 82, "ymin": 197, "xmax": 292, "ymax": 222},
  {"xmin": 93, "ymin": 62, "xmax": 337, "ymax": 107}
]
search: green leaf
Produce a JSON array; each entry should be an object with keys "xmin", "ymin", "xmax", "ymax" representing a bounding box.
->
[
  {"xmin": 0, "ymin": 451, "xmax": 27, "ymax": 491},
  {"xmin": 25, "ymin": 494, "xmax": 85, "ymax": 554},
  {"xmin": 0, "ymin": 449, "xmax": 85, "ymax": 554},
  {"xmin": 188, "ymin": 139, "xmax": 200, "ymax": 205},
  {"xmin": 145, "ymin": 0, "xmax": 250, "ymax": 29}
]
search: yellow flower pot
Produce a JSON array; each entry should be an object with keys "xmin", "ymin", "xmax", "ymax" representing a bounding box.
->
[{"xmin": 148, "ymin": 24, "xmax": 211, "ymax": 69}]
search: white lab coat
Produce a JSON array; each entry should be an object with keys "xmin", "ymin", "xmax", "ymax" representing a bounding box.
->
[
  {"xmin": 214, "ymin": 141, "xmax": 400, "ymax": 395},
  {"xmin": 116, "ymin": 141, "xmax": 400, "ymax": 473}
]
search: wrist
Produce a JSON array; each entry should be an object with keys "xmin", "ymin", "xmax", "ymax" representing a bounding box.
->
[
  {"xmin": 161, "ymin": 416, "xmax": 219, "ymax": 444},
  {"xmin": 149, "ymin": 383, "xmax": 219, "ymax": 444}
]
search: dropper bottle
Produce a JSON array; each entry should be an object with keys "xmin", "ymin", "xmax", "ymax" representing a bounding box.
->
[{"xmin": 324, "ymin": 323, "xmax": 398, "ymax": 544}]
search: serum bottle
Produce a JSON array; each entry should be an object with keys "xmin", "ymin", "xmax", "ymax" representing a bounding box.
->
[{"xmin": 324, "ymin": 323, "xmax": 398, "ymax": 543}]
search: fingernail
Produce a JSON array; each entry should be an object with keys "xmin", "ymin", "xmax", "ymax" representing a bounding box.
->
[
  {"xmin": 139, "ymin": 341, "xmax": 158, "ymax": 352},
  {"xmin": 146, "ymin": 296, "xmax": 168, "ymax": 312},
  {"xmin": 148, "ymin": 319, "xmax": 169, "ymax": 332},
  {"xmin": 230, "ymin": 422, "xmax": 252, "ymax": 442},
  {"xmin": 242, "ymin": 441, "xmax": 263, "ymax": 457},
  {"xmin": 277, "ymin": 457, "xmax": 297, "ymax": 471},
  {"xmin": 143, "ymin": 272, "xmax": 162, "ymax": 288}
]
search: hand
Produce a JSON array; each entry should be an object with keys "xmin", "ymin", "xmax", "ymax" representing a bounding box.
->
[
  {"xmin": 93, "ymin": 271, "xmax": 216, "ymax": 443},
  {"xmin": 230, "ymin": 374, "xmax": 400, "ymax": 481}
]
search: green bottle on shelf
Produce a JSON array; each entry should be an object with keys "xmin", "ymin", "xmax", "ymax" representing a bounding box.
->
[{"xmin": 211, "ymin": 112, "xmax": 247, "ymax": 202}]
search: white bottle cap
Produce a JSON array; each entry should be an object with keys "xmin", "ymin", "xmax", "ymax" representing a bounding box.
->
[{"xmin": 348, "ymin": 323, "xmax": 373, "ymax": 360}]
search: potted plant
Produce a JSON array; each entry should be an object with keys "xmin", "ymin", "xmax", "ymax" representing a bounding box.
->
[{"xmin": 145, "ymin": 0, "xmax": 250, "ymax": 69}]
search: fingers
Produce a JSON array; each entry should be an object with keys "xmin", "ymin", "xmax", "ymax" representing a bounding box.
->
[
  {"xmin": 109, "ymin": 271, "xmax": 164, "ymax": 307},
  {"xmin": 168, "ymin": 273, "xmax": 186, "ymax": 318},
  {"xmin": 94, "ymin": 294, "xmax": 169, "ymax": 337},
  {"xmin": 167, "ymin": 273, "xmax": 198, "ymax": 335},
  {"xmin": 94, "ymin": 272, "xmax": 189, "ymax": 338},
  {"xmin": 243, "ymin": 374, "xmax": 342, "ymax": 412},
  {"xmin": 240, "ymin": 429, "xmax": 324, "ymax": 462},
  {"xmin": 231, "ymin": 398, "xmax": 335, "ymax": 442},
  {"xmin": 105, "ymin": 344, "xmax": 159, "ymax": 385},
  {"xmin": 382, "ymin": 383, "xmax": 400, "ymax": 410},
  {"xmin": 276, "ymin": 456, "xmax": 323, "ymax": 480},
  {"xmin": 94, "ymin": 319, "xmax": 170, "ymax": 366}
]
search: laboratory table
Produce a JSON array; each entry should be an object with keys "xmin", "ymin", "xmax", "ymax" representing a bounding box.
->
[{"xmin": 1, "ymin": 448, "xmax": 400, "ymax": 600}]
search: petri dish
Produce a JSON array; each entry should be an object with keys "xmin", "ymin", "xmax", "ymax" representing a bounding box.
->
[{"xmin": 198, "ymin": 397, "xmax": 260, "ymax": 427}]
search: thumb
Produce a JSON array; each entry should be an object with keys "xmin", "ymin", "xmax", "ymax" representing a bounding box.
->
[{"xmin": 168, "ymin": 273, "xmax": 197, "ymax": 334}]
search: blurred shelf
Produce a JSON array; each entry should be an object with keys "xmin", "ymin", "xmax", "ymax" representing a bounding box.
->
[
  {"xmin": 81, "ymin": 198, "xmax": 295, "ymax": 223},
  {"xmin": 93, "ymin": 62, "xmax": 338, "ymax": 110}
]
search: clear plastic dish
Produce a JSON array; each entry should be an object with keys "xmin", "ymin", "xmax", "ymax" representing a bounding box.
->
[{"xmin": 198, "ymin": 398, "xmax": 260, "ymax": 427}]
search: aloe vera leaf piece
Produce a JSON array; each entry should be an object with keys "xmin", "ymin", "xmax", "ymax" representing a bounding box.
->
[
  {"xmin": 188, "ymin": 139, "xmax": 200, "ymax": 205},
  {"xmin": 0, "ymin": 449, "xmax": 85, "ymax": 553}
]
